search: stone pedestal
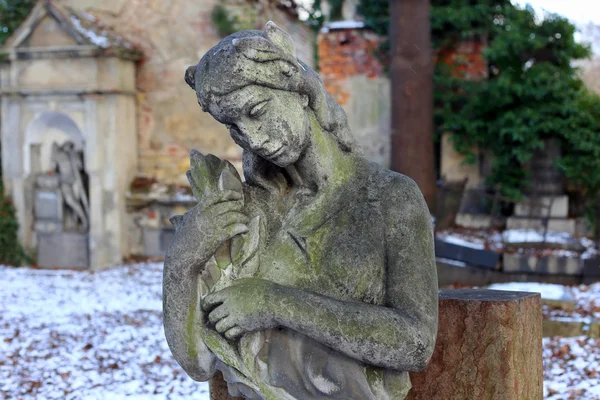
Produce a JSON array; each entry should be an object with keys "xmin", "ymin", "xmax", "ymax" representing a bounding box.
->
[
  {"xmin": 209, "ymin": 372, "xmax": 242, "ymax": 400},
  {"xmin": 407, "ymin": 289, "xmax": 542, "ymax": 400},
  {"xmin": 37, "ymin": 232, "xmax": 89, "ymax": 268}
]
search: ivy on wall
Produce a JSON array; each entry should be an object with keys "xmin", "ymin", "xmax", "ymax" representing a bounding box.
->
[
  {"xmin": 0, "ymin": 0, "xmax": 34, "ymax": 265},
  {"xmin": 358, "ymin": 0, "xmax": 600, "ymax": 208},
  {"xmin": 0, "ymin": 0, "xmax": 35, "ymax": 46}
]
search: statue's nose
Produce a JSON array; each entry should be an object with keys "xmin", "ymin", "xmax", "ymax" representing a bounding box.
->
[{"xmin": 242, "ymin": 128, "xmax": 270, "ymax": 152}]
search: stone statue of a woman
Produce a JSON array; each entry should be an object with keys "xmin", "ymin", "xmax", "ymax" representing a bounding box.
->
[{"xmin": 163, "ymin": 22, "xmax": 438, "ymax": 400}]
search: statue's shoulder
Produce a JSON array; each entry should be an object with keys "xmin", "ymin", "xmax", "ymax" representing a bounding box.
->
[{"xmin": 366, "ymin": 162, "xmax": 429, "ymax": 218}]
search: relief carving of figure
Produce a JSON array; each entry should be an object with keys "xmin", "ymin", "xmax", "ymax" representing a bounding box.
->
[
  {"xmin": 51, "ymin": 141, "xmax": 89, "ymax": 232},
  {"xmin": 163, "ymin": 22, "xmax": 438, "ymax": 400}
]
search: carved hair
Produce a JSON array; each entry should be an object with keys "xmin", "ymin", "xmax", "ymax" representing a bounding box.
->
[{"xmin": 185, "ymin": 22, "xmax": 360, "ymax": 157}]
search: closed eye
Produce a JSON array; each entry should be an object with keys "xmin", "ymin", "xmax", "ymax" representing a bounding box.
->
[{"xmin": 249, "ymin": 100, "xmax": 270, "ymax": 118}]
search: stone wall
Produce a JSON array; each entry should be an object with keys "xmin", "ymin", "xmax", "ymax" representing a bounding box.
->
[
  {"xmin": 58, "ymin": 0, "xmax": 315, "ymax": 185},
  {"xmin": 438, "ymin": 38, "xmax": 488, "ymax": 188},
  {"xmin": 318, "ymin": 27, "xmax": 390, "ymax": 166}
]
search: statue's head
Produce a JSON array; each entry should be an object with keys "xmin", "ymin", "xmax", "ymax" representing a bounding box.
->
[{"xmin": 185, "ymin": 22, "xmax": 358, "ymax": 169}]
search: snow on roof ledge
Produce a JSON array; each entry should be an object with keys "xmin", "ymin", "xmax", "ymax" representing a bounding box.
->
[{"xmin": 320, "ymin": 20, "xmax": 366, "ymax": 33}]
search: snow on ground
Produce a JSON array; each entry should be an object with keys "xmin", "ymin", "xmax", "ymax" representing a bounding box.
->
[
  {"xmin": 0, "ymin": 263, "xmax": 209, "ymax": 399},
  {"xmin": 2, "ymin": 264, "xmax": 600, "ymax": 399},
  {"xmin": 544, "ymin": 336, "xmax": 600, "ymax": 400},
  {"xmin": 436, "ymin": 228, "xmax": 600, "ymax": 259},
  {"xmin": 488, "ymin": 282, "xmax": 574, "ymax": 301}
]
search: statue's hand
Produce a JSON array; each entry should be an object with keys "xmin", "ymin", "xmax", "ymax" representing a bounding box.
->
[
  {"xmin": 203, "ymin": 278, "xmax": 280, "ymax": 340},
  {"xmin": 168, "ymin": 189, "xmax": 249, "ymax": 271}
]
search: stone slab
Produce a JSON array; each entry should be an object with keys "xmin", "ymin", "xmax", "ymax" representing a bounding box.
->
[
  {"xmin": 34, "ymin": 189, "xmax": 63, "ymax": 221},
  {"xmin": 582, "ymin": 257, "xmax": 600, "ymax": 284},
  {"xmin": 37, "ymin": 232, "xmax": 89, "ymax": 268},
  {"xmin": 506, "ymin": 217, "xmax": 576, "ymax": 234},
  {"xmin": 407, "ymin": 289, "xmax": 542, "ymax": 400},
  {"xmin": 435, "ymin": 239, "xmax": 500, "ymax": 269},
  {"xmin": 454, "ymin": 213, "xmax": 492, "ymax": 229},
  {"xmin": 503, "ymin": 253, "xmax": 582, "ymax": 275},
  {"xmin": 142, "ymin": 227, "xmax": 175, "ymax": 258},
  {"xmin": 33, "ymin": 220, "xmax": 63, "ymax": 234},
  {"xmin": 514, "ymin": 195, "xmax": 569, "ymax": 218},
  {"xmin": 543, "ymin": 318, "xmax": 600, "ymax": 338}
]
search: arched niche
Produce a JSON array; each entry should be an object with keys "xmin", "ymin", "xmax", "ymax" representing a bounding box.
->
[{"xmin": 24, "ymin": 111, "xmax": 85, "ymax": 177}]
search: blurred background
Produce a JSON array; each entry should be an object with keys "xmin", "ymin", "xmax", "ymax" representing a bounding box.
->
[{"xmin": 0, "ymin": 0, "xmax": 599, "ymax": 399}]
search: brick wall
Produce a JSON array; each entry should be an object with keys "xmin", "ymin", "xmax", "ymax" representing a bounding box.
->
[
  {"xmin": 318, "ymin": 28, "xmax": 385, "ymax": 106},
  {"xmin": 318, "ymin": 27, "xmax": 390, "ymax": 166}
]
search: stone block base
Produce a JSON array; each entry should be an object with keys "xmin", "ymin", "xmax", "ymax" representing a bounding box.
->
[
  {"xmin": 514, "ymin": 195, "xmax": 569, "ymax": 218},
  {"xmin": 455, "ymin": 213, "xmax": 492, "ymax": 229},
  {"xmin": 506, "ymin": 217, "xmax": 576, "ymax": 234},
  {"xmin": 37, "ymin": 232, "xmax": 89, "ymax": 268},
  {"xmin": 407, "ymin": 289, "xmax": 542, "ymax": 400},
  {"xmin": 503, "ymin": 253, "xmax": 581, "ymax": 275}
]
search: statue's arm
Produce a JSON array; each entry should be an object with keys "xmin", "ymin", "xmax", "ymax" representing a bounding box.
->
[
  {"xmin": 162, "ymin": 191, "xmax": 248, "ymax": 380},
  {"xmin": 163, "ymin": 234, "xmax": 215, "ymax": 381},
  {"xmin": 204, "ymin": 176, "xmax": 438, "ymax": 371}
]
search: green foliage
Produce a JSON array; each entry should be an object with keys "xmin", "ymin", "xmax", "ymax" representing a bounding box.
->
[
  {"xmin": 358, "ymin": 0, "xmax": 600, "ymax": 210},
  {"xmin": 0, "ymin": 184, "xmax": 29, "ymax": 266},
  {"xmin": 0, "ymin": 0, "xmax": 32, "ymax": 265},
  {"xmin": 328, "ymin": 0, "xmax": 345, "ymax": 21},
  {"xmin": 0, "ymin": 0, "xmax": 35, "ymax": 46},
  {"xmin": 211, "ymin": 3, "xmax": 239, "ymax": 38}
]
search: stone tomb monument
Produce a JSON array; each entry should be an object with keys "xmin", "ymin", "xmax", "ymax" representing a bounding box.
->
[
  {"xmin": 163, "ymin": 22, "xmax": 439, "ymax": 400},
  {"xmin": 0, "ymin": 1, "xmax": 140, "ymax": 268},
  {"xmin": 35, "ymin": 141, "xmax": 90, "ymax": 268}
]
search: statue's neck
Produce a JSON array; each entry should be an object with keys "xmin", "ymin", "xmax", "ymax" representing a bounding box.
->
[{"xmin": 286, "ymin": 114, "xmax": 356, "ymax": 194}]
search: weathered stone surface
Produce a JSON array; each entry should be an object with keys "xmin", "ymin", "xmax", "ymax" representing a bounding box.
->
[
  {"xmin": 407, "ymin": 289, "xmax": 542, "ymax": 400},
  {"xmin": 163, "ymin": 22, "xmax": 438, "ymax": 400}
]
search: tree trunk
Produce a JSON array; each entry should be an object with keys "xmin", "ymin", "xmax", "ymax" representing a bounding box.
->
[{"xmin": 390, "ymin": 0, "xmax": 437, "ymax": 211}]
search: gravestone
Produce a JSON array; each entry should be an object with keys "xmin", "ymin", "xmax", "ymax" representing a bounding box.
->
[{"xmin": 162, "ymin": 22, "xmax": 439, "ymax": 400}]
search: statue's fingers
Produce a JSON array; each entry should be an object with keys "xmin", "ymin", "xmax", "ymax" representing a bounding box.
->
[
  {"xmin": 216, "ymin": 211, "xmax": 249, "ymax": 227},
  {"xmin": 207, "ymin": 304, "xmax": 229, "ymax": 325},
  {"xmin": 215, "ymin": 317, "xmax": 237, "ymax": 333},
  {"xmin": 210, "ymin": 201, "xmax": 245, "ymax": 216},
  {"xmin": 202, "ymin": 291, "xmax": 226, "ymax": 312},
  {"xmin": 223, "ymin": 223, "xmax": 249, "ymax": 241},
  {"xmin": 204, "ymin": 190, "xmax": 243, "ymax": 206},
  {"xmin": 224, "ymin": 327, "xmax": 244, "ymax": 340}
]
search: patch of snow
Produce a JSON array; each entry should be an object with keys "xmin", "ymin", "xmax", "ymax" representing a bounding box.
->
[
  {"xmin": 69, "ymin": 15, "xmax": 110, "ymax": 48},
  {"xmin": 544, "ymin": 336, "xmax": 600, "ymax": 399},
  {"xmin": 488, "ymin": 282, "xmax": 573, "ymax": 301},
  {"xmin": 436, "ymin": 257, "xmax": 468, "ymax": 267},
  {"xmin": 437, "ymin": 233, "xmax": 485, "ymax": 249},
  {"xmin": 320, "ymin": 20, "xmax": 365, "ymax": 33},
  {"xmin": 502, "ymin": 229, "xmax": 573, "ymax": 244},
  {"xmin": 0, "ymin": 263, "xmax": 210, "ymax": 399}
]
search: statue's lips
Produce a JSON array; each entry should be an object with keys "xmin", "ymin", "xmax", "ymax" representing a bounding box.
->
[{"xmin": 262, "ymin": 147, "xmax": 284, "ymax": 159}]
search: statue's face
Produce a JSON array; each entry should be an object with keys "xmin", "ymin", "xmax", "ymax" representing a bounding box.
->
[{"xmin": 207, "ymin": 86, "xmax": 310, "ymax": 168}]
